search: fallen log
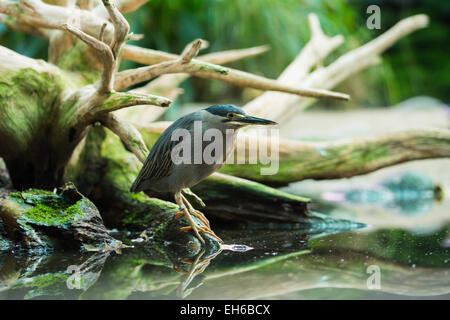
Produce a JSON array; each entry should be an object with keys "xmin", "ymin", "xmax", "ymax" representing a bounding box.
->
[{"xmin": 138, "ymin": 123, "xmax": 450, "ymax": 185}]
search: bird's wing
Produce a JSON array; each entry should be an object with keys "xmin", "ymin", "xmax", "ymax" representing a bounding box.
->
[{"xmin": 131, "ymin": 112, "xmax": 200, "ymax": 192}]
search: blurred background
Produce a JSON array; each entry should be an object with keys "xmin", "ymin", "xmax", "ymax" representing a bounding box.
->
[{"xmin": 1, "ymin": 0, "xmax": 449, "ymax": 114}]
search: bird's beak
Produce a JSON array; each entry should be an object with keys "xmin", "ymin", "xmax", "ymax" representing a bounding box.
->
[{"xmin": 235, "ymin": 115, "xmax": 278, "ymax": 126}]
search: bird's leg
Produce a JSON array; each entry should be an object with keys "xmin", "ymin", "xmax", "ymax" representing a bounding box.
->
[
  {"xmin": 175, "ymin": 192, "xmax": 223, "ymax": 244},
  {"xmin": 175, "ymin": 247, "xmax": 223, "ymax": 297},
  {"xmin": 175, "ymin": 192, "xmax": 205, "ymax": 244},
  {"xmin": 181, "ymin": 193, "xmax": 210, "ymax": 227},
  {"xmin": 179, "ymin": 225, "xmax": 223, "ymax": 244},
  {"xmin": 180, "ymin": 194, "xmax": 223, "ymax": 243},
  {"xmin": 174, "ymin": 200, "xmax": 208, "ymax": 227}
]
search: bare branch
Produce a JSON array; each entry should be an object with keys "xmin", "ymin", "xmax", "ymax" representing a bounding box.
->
[
  {"xmin": 0, "ymin": 13, "xmax": 49, "ymax": 38},
  {"xmin": 244, "ymin": 13, "xmax": 344, "ymax": 118},
  {"xmin": 61, "ymin": 23, "xmax": 114, "ymax": 93},
  {"xmin": 99, "ymin": 22, "xmax": 108, "ymax": 43},
  {"xmin": 0, "ymin": 44, "xmax": 59, "ymax": 73},
  {"xmin": 116, "ymin": 0, "xmax": 148, "ymax": 13},
  {"xmin": 122, "ymin": 45, "xmax": 181, "ymax": 65},
  {"xmin": 180, "ymin": 39, "xmax": 203, "ymax": 63},
  {"xmin": 93, "ymin": 91, "xmax": 172, "ymax": 113},
  {"xmin": 101, "ymin": 0, "xmax": 129, "ymax": 58},
  {"xmin": 114, "ymin": 39, "xmax": 206, "ymax": 91},
  {"xmin": 116, "ymin": 42, "xmax": 350, "ymax": 100},
  {"xmin": 93, "ymin": 0, "xmax": 149, "ymax": 18},
  {"xmin": 197, "ymin": 45, "xmax": 270, "ymax": 65},
  {"xmin": 101, "ymin": 114, "xmax": 149, "ymax": 163},
  {"xmin": 122, "ymin": 44, "xmax": 269, "ymax": 66},
  {"xmin": 77, "ymin": 0, "xmax": 93, "ymax": 10}
]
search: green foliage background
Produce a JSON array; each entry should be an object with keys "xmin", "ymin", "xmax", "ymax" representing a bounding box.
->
[{"xmin": 1, "ymin": 0, "xmax": 448, "ymax": 107}]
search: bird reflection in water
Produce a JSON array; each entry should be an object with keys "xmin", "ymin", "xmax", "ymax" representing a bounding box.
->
[{"xmin": 174, "ymin": 243, "xmax": 253, "ymax": 298}]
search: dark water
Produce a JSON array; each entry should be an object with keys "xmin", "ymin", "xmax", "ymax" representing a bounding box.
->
[{"xmin": 0, "ymin": 171, "xmax": 449, "ymax": 300}]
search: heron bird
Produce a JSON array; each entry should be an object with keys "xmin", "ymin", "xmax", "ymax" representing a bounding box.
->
[{"xmin": 130, "ymin": 104, "xmax": 277, "ymax": 244}]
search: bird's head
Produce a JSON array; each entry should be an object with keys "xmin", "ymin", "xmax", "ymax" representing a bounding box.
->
[{"xmin": 204, "ymin": 104, "xmax": 277, "ymax": 129}]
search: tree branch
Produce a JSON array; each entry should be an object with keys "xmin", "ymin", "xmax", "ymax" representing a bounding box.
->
[
  {"xmin": 220, "ymin": 129, "xmax": 450, "ymax": 184},
  {"xmin": 116, "ymin": 45, "xmax": 272, "ymax": 125},
  {"xmin": 101, "ymin": 114, "xmax": 149, "ymax": 163},
  {"xmin": 1, "ymin": 2, "xmax": 348, "ymax": 101},
  {"xmin": 122, "ymin": 43, "xmax": 269, "ymax": 66},
  {"xmin": 244, "ymin": 14, "xmax": 344, "ymax": 116},
  {"xmin": 116, "ymin": 46, "xmax": 350, "ymax": 100},
  {"xmin": 61, "ymin": 23, "xmax": 115, "ymax": 93},
  {"xmin": 93, "ymin": 0, "xmax": 149, "ymax": 18},
  {"xmin": 114, "ymin": 39, "xmax": 205, "ymax": 91},
  {"xmin": 93, "ymin": 91, "xmax": 172, "ymax": 113},
  {"xmin": 101, "ymin": 0, "xmax": 129, "ymax": 59}
]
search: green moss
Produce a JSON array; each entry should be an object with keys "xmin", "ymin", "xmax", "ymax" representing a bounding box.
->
[
  {"xmin": 20, "ymin": 273, "xmax": 68, "ymax": 290},
  {"xmin": 8, "ymin": 189, "xmax": 84, "ymax": 227},
  {"xmin": 13, "ymin": 272, "xmax": 69, "ymax": 299},
  {"xmin": 0, "ymin": 68, "xmax": 67, "ymax": 152}
]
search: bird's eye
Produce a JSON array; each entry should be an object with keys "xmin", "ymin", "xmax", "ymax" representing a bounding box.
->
[{"xmin": 227, "ymin": 112, "xmax": 235, "ymax": 119}]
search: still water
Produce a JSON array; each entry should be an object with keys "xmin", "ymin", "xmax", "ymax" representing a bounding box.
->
[{"xmin": 0, "ymin": 168, "xmax": 449, "ymax": 300}]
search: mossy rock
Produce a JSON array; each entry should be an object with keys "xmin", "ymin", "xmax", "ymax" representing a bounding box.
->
[{"xmin": 0, "ymin": 182, "xmax": 121, "ymax": 252}]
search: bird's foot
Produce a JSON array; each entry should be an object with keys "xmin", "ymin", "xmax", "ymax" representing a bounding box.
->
[
  {"xmin": 180, "ymin": 225, "xmax": 223, "ymax": 244},
  {"xmin": 180, "ymin": 222, "xmax": 205, "ymax": 244},
  {"xmin": 193, "ymin": 210, "xmax": 210, "ymax": 227},
  {"xmin": 174, "ymin": 210, "xmax": 210, "ymax": 228}
]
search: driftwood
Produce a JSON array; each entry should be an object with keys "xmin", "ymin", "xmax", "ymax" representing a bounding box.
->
[{"xmin": 243, "ymin": 14, "xmax": 430, "ymax": 123}]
